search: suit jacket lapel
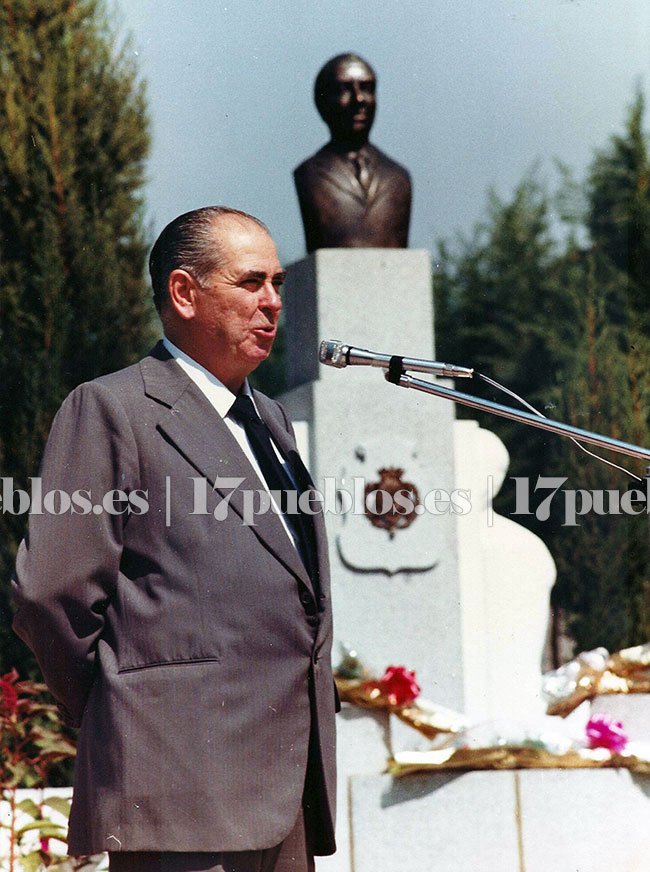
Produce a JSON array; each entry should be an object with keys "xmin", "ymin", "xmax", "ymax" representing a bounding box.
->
[
  {"xmin": 314, "ymin": 150, "xmax": 367, "ymax": 205},
  {"xmin": 255, "ymin": 391, "xmax": 331, "ymax": 598},
  {"xmin": 363, "ymin": 149, "xmax": 380, "ymax": 203},
  {"xmin": 140, "ymin": 345, "xmax": 313, "ymax": 591}
]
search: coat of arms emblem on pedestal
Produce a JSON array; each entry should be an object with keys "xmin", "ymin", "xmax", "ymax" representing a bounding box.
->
[{"xmin": 364, "ymin": 467, "xmax": 420, "ymax": 538}]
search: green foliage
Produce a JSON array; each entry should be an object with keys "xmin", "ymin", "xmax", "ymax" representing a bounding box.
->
[
  {"xmin": 0, "ymin": 0, "xmax": 155, "ymax": 677},
  {"xmin": 1, "ymin": 668, "xmax": 76, "ymax": 790},
  {"xmin": 435, "ymin": 176, "xmax": 577, "ymax": 516},
  {"xmin": 588, "ymin": 90, "xmax": 650, "ymax": 323},
  {"xmin": 435, "ymin": 95, "xmax": 650, "ymax": 657},
  {"xmin": 0, "ymin": 668, "xmax": 102, "ymax": 870}
]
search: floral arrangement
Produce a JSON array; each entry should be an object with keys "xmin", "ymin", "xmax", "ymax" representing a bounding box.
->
[
  {"xmin": 334, "ymin": 649, "xmax": 466, "ymax": 739},
  {"xmin": 368, "ymin": 665, "xmax": 422, "ymax": 707},
  {"xmin": 388, "ymin": 710, "xmax": 644, "ymax": 778},
  {"xmin": 542, "ymin": 643, "xmax": 650, "ymax": 717},
  {"xmin": 335, "ymin": 648, "xmax": 650, "ymax": 778},
  {"xmin": 586, "ymin": 714, "xmax": 628, "ymax": 754}
]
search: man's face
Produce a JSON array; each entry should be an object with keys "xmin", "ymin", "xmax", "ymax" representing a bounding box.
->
[
  {"xmin": 188, "ymin": 217, "xmax": 284, "ymax": 391},
  {"xmin": 320, "ymin": 58, "xmax": 376, "ymax": 145}
]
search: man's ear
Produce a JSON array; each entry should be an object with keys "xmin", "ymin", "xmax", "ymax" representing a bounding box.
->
[{"xmin": 168, "ymin": 269, "xmax": 200, "ymax": 321}]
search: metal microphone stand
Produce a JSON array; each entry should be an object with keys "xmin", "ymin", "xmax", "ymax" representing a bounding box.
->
[{"xmin": 388, "ymin": 371, "xmax": 650, "ymax": 463}]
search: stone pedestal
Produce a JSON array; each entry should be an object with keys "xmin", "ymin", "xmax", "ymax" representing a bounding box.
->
[
  {"xmin": 347, "ymin": 769, "xmax": 650, "ymax": 872},
  {"xmin": 454, "ymin": 420, "xmax": 555, "ymax": 722},
  {"xmin": 281, "ymin": 249, "xmax": 464, "ymax": 709},
  {"xmin": 279, "ymin": 249, "xmax": 556, "ymax": 871}
]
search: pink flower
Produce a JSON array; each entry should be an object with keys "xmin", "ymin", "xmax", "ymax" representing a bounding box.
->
[
  {"xmin": 586, "ymin": 713, "xmax": 628, "ymax": 753},
  {"xmin": 377, "ymin": 665, "xmax": 421, "ymax": 707}
]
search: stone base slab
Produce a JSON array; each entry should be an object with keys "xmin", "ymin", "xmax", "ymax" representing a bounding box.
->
[{"xmin": 316, "ymin": 768, "xmax": 650, "ymax": 872}]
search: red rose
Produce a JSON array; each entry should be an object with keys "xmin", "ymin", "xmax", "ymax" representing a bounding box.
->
[{"xmin": 377, "ymin": 665, "xmax": 421, "ymax": 707}]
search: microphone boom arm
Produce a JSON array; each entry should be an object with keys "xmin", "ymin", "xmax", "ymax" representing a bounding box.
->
[{"xmin": 393, "ymin": 372, "xmax": 650, "ymax": 463}]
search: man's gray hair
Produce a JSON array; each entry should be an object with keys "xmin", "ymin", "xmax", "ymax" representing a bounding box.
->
[{"xmin": 149, "ymin": 206, "xmax": 269, "ymax": 312}]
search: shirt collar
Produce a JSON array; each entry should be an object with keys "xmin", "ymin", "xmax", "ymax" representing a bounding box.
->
[
  {"xmin": 162, "ymin": 336, "xmax": 254, "ymax": 418},
  {"xmin": 327, "ymin": 141, "xmax": 374, "ymax": 162}
]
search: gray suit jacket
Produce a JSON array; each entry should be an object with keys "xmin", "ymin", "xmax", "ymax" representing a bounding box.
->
[{"xmin": 12, "ymin": 342, "xmax": 336, "ymax": 856}]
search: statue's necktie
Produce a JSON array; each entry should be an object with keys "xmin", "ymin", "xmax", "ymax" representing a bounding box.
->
[
  {"xmin": 229, "ymin": 394, "xmax": 318, "ymax": 585},
  {"xmin": 354, "ymin": 153, "xmax": 371, "ymax": 192}
]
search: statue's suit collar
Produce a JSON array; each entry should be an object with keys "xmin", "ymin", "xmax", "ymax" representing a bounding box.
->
[{"xmin": 313, "ymin": 142, "xmax": 382, "ymax": 204}]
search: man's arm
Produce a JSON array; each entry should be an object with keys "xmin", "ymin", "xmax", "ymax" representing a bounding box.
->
[{"xmin": 12, "ymin": 380, "xmax": 139, "ymax": 726}]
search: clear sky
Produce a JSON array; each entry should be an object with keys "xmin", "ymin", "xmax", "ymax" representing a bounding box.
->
[{"xmin": 115, "ymin": 0, "xmax": 650, "ymax": 264}]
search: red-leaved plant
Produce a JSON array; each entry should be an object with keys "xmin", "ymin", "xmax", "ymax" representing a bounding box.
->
[{"xmin": 0, "ymin": 668, "xmax": 102, "ymax": 871}]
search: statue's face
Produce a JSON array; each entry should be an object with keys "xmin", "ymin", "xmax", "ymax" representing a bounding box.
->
[{"xmin": 320, "ymin": 58, "xmax": 376, "ymax": 145}]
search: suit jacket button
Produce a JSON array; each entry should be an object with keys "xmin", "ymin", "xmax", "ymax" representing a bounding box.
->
[{"xmin": 300, "ymin": 591, "xmax": 312, "ymax": 606}]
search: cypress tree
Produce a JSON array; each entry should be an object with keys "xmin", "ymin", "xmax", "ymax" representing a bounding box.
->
[
  {"xmin": 552, "ymin": 246, "xmax": 650, "ymax": 652},
  {"xmin": 0, "ymin": 0, "xmax": 154, "ymax": 674},
  {"xmin": 588, "ymin": 89, "xmax": 650, "ymax": 325},
  {"xmin": 434, "ymin": 177, "xmax": 575, "ymax": 519},
  {"xmin": 434, "ymin": 145, "xmax": 650, "ymax": 658}
]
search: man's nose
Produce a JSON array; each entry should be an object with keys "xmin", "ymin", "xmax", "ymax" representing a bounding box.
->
[
  {"xmin": 352, "ymin": 82, "xmax": 367, "ymax": 103},
  {"xmin": 259, "ymin": 281, "xmax": 282, "ymax": 313}
]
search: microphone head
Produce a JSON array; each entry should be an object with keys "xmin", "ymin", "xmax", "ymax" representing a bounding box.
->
[{"xmin": 319, "ymin": 340, "xmax": 348, "ymax": 368}]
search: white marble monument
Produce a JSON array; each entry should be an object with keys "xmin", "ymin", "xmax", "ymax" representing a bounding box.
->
[{"xmin": 279, "ymin": 249, "xmax": 557, "ymax": 870}]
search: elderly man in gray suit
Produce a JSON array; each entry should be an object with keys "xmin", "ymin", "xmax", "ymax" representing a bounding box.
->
[{"xmin": 12, "ymin": 207, "xmax": 337, "ymax": 872}]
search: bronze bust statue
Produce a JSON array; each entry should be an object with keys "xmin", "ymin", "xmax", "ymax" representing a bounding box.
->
[{"xmin": 294, "ymin": 53, "xmax": 412, "ymax": 252}]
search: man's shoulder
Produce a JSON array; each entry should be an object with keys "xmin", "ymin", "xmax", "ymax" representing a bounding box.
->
[
  {"xmin": 294, "ymin": 144, "xmax": 341, "ymax": 180},
  {"xmin": 91, "ymin": 359, "xmax": 144, "ymax": 393},
  {"xmin": 57, "ymin": 342, "xmax": 166, "ymax": 418},
  {"xmin": 95, "ymin": 341, "xmax": 169, "ymax": 387}
]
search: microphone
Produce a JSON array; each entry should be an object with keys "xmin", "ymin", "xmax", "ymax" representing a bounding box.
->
[{"xmin": 319, "ymin": 340, "xmax": 474, "ymax": 378}]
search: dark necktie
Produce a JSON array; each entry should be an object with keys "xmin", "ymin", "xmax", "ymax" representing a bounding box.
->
[
  {"xmin": 353, "ymin": 152, "xmax": 371, "ymax": 192},
  {"xmin": 229, "ymin": 394, "xmax": 318, "ymax": 585}
]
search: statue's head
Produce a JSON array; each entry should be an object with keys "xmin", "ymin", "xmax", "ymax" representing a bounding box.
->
[{"xmin": 314, "ymin": 53, "xmax": 376, "ymax": 148}]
